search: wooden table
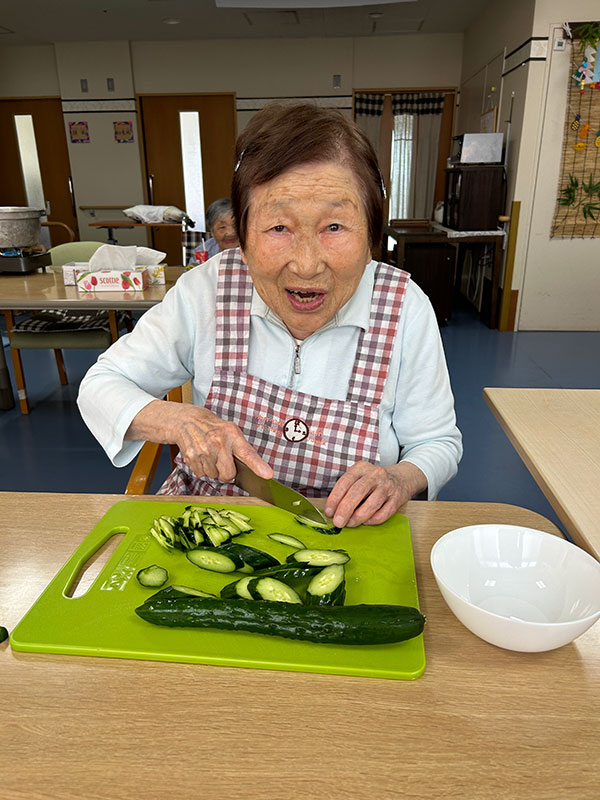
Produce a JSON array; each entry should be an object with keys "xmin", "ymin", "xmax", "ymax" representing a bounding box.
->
[
  {"xmin": 484, "ymin": 388, "xmax": 600, "ymax": 560},
  {"xmin": 0, "ymin": 267, "xmax": 184, "ymax": 410},
  {"xmin": 0, "ymin": 265, "xmax": 184, "ymax": 312},
  {"xmin": 2, "ymin": 492, "xmax": 598, "ymax": 800}
]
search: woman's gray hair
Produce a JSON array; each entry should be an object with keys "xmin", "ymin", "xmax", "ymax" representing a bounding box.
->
[{"xmin": 206, "ymin": 198, "xmax": 233, "ymax": 232}]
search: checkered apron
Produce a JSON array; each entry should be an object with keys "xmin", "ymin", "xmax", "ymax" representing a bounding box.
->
[{"xmin": 158, "ymin": 249, "xmax": 409, "ymax": 497}]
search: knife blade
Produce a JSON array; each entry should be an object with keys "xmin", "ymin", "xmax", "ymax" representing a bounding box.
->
[{"xmin": 233, "ymin": 457, "xmax": 328, "ymax": 524}]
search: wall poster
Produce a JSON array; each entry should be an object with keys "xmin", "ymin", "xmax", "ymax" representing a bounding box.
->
[
  {"xmin": 69, "ymin": 121, "xmax": 90, "ymax": 143},
  {"xmin": 113, "ymin": 120, "xmax": 134, "ymax": 143},
  {"xmin": 551, "ymin": 23, "xmax": 600, "ymax": 238}
]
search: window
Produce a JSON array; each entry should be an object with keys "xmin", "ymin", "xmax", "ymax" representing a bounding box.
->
[{"xmin": 389, "ymin": 114, "xmax": 414, "ymax": 220}]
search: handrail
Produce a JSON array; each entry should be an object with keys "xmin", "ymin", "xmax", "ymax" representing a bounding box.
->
[{"xmin": 41, "ymin": 221, "xmax": 76, "ymax": 241}]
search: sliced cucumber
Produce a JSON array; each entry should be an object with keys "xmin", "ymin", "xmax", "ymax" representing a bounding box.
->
[
  {"xmin": 170, "ymin": 585, "xmax": 216, "ymax": 598},
  {"xmin": 294, "ymin": 514, "xmax": 341, "ymax": 535},
  {"xmin": 268, "ymin": 533, "xmax": 306, "ymax": 549},
  {"xmin": 203, "ymin": 524, "xmax": 230, "ymax": 547},
  {"xmin": 286, "ymin": 548, "xmax": 350, "ymax": 567},
  {"xmin": 248, "ymin": 577, "xmax": 303, "ymax": 604},
  {"xmin": 204, "ymin": 507, "xmax": 230, "ymax": 527},
  {"xmin": 136, "ymin": 565, "xmax": 169, "ymax": 588},
  {"xmin": 218, "ymin": 542, "xmax": 280, "ymax": 571},
  {"xmin": 150, "ymin": 517, "xmax": 178, "ymax": 551},
  {"xmin": 186, "ymin": 548, "xmax": 243, "ymax": 573},
  {"xmin": 234, "ymin": 576, "xmax": 254, "ymax": 600},
  {"xmin": 306, "ymin": 564, "xmax": 346, "ymax": 606}
]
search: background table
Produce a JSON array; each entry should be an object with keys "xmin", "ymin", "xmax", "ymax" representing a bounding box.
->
[
  {"xmin": 2, "ymin": 492, "xmax": 598, "ymax": 799},
  {"xmin": 484, "ymin": 387, "xmax": 600, "ymax": 560},
  {"xmin": 0, "ymin": 267, "xmax": 184, "ymax": 409},
  {"xmin": 89, "ymin": 220, "xmax": 184, "ymax": 245}
]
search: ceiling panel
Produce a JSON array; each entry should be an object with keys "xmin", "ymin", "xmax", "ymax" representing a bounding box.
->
[{"xmin": 0, "ymin": 0, "xmax": 488, "ymax": 45}]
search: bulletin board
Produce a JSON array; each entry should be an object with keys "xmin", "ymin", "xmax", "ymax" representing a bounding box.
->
[{"xmin": 551, "ymin": 23, "xmax": 600, "ymax": 238}]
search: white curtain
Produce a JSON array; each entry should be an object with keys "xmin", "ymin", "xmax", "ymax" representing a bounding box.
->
[
  {"xmin": 389, "ymin": 115, "xmax": 414, "ymax": 219},
  {"xmin": 412, "ymin": 113, "xmax": 442, "ymax": 219},
  {"xmin": 389, "ymin": 93, "xmax": 444, "ymax": 221},
  {"xmin": 354, "ymin": 93, "xmax": 384, "ymax": 163}
]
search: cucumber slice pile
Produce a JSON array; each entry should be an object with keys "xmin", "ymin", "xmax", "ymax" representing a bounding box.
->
[{"xmin": 149, "ymin": 507, "xmax": 254, "ymax": 553}]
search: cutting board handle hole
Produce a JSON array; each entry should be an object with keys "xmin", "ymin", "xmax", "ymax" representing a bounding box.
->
[{"xmin": 65, "ymin": 527, "xmax": 128, "ymax": 598}]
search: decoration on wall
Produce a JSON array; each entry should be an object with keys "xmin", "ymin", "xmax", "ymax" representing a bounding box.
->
[
  {"xmin": 113, "ymin": 120, "xmax": 134, "ymax": 143},
  {"xmin": 69, "ymin": 121, "xmax": 90, "ymax": 144},
  {"xmin": 551, "ymin": 23, "xmax": 600, "ymax": 237},
  {"xmin": 480, "ymin": 107, "xmax": 497, "ymax": 133}
]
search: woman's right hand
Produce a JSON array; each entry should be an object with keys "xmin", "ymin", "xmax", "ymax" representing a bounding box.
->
[{"xmin": 126, "ymin": 399, "xmax": 273, "ymax": 483}]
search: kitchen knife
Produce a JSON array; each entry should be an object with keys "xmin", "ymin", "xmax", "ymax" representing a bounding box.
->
[{"xmin": 233, "ymin": 457, "xmax": 328, "ymax": 524}]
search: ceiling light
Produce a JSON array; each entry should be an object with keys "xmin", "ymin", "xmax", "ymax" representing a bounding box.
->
[{"xmin": 162, "ymin": 18, "xmax": 181, "ymax": 25}]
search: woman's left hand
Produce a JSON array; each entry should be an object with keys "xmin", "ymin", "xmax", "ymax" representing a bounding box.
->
[{"xmin": 324, "ymin": 461, "xmax": 427, "ymax": 528}]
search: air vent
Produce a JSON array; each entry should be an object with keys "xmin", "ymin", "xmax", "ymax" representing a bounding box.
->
[
  {"xmin": 242, "ymin": 10, "xmax": 302, "ymax": 27},
  {"xmin": 372, "ymin": 18, "xmax": 424, "ymax": 34}
]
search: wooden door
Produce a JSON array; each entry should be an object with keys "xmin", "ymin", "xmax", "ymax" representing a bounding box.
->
[
  {"xmin": 0, "ymin": 98, "xmax": 79, "ymax": 245},
  {"xmin": 139, "ymin": 94, "xmax": 236, "ymax": 264}
]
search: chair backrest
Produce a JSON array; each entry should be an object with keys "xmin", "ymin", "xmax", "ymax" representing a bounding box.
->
[
  {"xmin": 182, "ymin": 230, "xmax": 208, "ymax": 265},
  {"xmin": 48, "ymin": 241, "xmax": 103, "ymax": 267}
]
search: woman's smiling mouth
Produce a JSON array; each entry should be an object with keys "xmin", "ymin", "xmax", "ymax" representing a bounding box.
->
[{"xmin": 286, "ymin": 288, "xmax": 327, "ymax": 311}]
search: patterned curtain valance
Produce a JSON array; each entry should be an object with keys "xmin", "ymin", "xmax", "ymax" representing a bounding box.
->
[
  {"xmin": 392, "ymin": 92, "xmax": 445, "ymax": 116},
  {"xmin": 354, "ymin": 93, "xmax": 385, "ymax": 116}
]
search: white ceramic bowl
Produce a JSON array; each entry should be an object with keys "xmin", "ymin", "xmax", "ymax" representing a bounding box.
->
[{"xmin": 430, "ymin": 524, "xmax": 600, "ymax": 652}]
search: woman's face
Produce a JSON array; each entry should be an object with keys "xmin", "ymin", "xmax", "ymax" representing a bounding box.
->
[
  {"xmin": 211, "ymin": 211, "xmax": 239, "ymax": 251},
  {"xmin": 241, "ymin": 161, "xmax": 372, "ymax": 340}
]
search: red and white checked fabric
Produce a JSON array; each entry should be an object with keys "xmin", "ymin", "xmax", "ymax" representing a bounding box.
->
[{"xmin": 158, "ymin": 248, "xmax": 409, "ymax": 497}]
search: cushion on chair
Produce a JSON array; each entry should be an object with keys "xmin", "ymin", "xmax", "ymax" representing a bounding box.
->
[
  {"xmin": 9, "ymin": 309, "xmax": 126, "ymax": 349},
  {"xmin": 10, "ymin": 329, "xmax": 113, "ymax": 350}
]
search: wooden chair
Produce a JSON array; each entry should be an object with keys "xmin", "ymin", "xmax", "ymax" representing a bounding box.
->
[
  {"xmin": 125, "ymin": 382, "xmax": 192, "ymax": 494},
  {"xmin": 4, "ymin": 241, "xmax": 123, "ymax": 414}
]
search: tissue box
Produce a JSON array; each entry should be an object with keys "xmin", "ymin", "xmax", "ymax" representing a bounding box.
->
[
  {"xmin": 63, "ymin": 262, "xmax": 88, "ymax": 285},
  {"xmin": 142, "ymin": 263, "xmax": 166, "ymax": 285},
  {"xmin": 76, "ymin": 268, "xmax": 150, "ymax": 292}
]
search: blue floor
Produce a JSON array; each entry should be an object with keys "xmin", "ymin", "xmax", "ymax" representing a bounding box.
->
[{"xmin": 2, "ymin": 303, "xmax": 599, "ymax": 535}]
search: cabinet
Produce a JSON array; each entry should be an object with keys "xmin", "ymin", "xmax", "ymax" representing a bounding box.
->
[
  {"xmin": 443, "ymin": 166, "xmax": 506, "ymax": 231},
  {"xmin": 385, "ymin": 226, "xmax": 457, "ymax": 325}
]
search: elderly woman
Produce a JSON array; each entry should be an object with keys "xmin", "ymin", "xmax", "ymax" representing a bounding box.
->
[
  {"xmin": 78, "ymin": 103, "xmax": 462, "ymax": 529},
  {"xmin": 203, "ymin": 198, "xmax": 239, "ymax": 258}
]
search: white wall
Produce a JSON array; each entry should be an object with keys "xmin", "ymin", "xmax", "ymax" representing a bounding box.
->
[
  {"xmin": 0, "ymin": 45, "xmax": 60, "ymax": 96},
  {"xmin": 131, "ymin": 33, "xmax": 463, "ymax": 97},
  {"xmin": 54, "ymin": 42, "xmax": 135, "ymax": 100},
  {"xmin": 517, "ymin": 16, "xmax": 600, "ymax": 329}
]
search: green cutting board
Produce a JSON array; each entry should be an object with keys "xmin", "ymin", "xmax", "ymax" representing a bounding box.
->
[{"xmin": 10, "ymin": 501, "xmax": 425, "ymax": 680}]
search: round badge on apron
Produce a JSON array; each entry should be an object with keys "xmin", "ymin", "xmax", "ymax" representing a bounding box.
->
[{"xmin": 283, "ymin": 418, "xmax": 309, "ymax": 442}]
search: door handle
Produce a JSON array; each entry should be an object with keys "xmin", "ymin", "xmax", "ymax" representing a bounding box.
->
[
  {"xmin": 67, "ymin": 176, "xmax": 76, "ymax": 217},
  {"xmin": 148, "ymin": 173, "xmax": 155, "ymax": 205}
]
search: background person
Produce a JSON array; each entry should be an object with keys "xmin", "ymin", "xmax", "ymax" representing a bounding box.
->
[{"xmin": 201, "ymin": 198, "xmax": 239, "ymax": 259}]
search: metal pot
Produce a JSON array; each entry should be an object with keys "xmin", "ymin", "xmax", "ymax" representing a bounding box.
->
[{"xmin": 0, "ymin": 206, "xmax": 44, "ymax": 248}]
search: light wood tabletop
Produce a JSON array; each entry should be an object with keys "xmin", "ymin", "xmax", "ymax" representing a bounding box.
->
[
  {"xmin": 0, "ymin": 265, "xmax": 185, "ymax": 311},
  {"xmin": 1, "ymin": 492, "xmax": 598, "ymax": 800},
  {"xmin": 484, "ymin": 387, "xmax": 600, "ymax": 560}
]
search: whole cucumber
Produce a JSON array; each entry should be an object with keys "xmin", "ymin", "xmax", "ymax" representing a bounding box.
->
[{"xmin": 135, "ymin": 596, "xmax": 425, "ymax": 645}]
